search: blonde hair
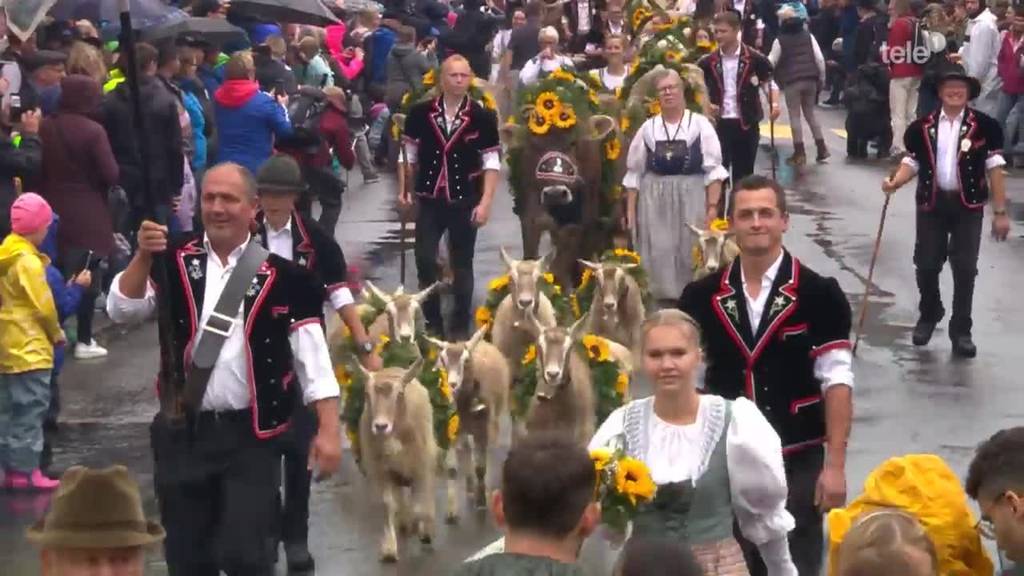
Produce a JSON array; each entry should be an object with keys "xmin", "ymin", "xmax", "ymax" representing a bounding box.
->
[
  {"xmin": 67, "ymin": 41, "xmax": 107, "ymax": 84},
  {"xmin": 265, "ymin": 35, "xmax": 287, "ymax": 59},
  {"xmin": 837, "ymin": 510, "xmax": 939, "ymax": 576},
  {"xmin": 224, "ymin": 51, "xmax": 255, "ymax": 80},
  {"xmin": 640, "ymin": 309, "xmax": 702, "ymax": 352},
  {"xmin": 538, "ymin": 26, "xmax": 560, "ymax": 44},
  {"xmin": 441, "ymin": 54, "xmax": 472, "ymax": 75}
]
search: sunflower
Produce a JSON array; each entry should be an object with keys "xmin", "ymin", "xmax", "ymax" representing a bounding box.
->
[
  {"xmin": 696, "ymin": 39, "xmax": 716, "ymax": 51},
  {"xmin": 447, "ymin": 414, "xmax": 460, "ymax": 442},
  {"xmin": 550, "ymin": 67, "xmax": 575, "ymax": 83},
  {"xmin": 522, "ymin": 344, "xmax": 537, "ymax": 366},
  {"xmin": 580, "ymin": 267, "xmax": 593, "ymax": 288},
  {"xmin": 475, "ymin": 306, "xmax": 493, "ymax": 328},
  {"xmin": 335, "ymin": 365, "xmax": 352, "ymax": 388},
  {"xmin": 489, "ymin": 274, "xmax": 511, "ymax": 292},
  {"xmin": 481, "ymin": 91, "xmax": 497, "ymax": 111},
  {"xmin": 710, "ymin": 218, "xmax": 730, "ymax": 232},
  {"xmin": 647, "ymin": 99, "xmax": 662, "ymax": 116},
  {"xmin": 613, "ymin": 248, "xmax": 641, "ymax": 263},
  {"xmin": 552, "ymin": 284, "xmax": 562, "ymax": 295},
  {"xmin": 528, "ymin": 111, "xmax": 551, "ymax": 135},
  {"xmin": 605, "ymin": 138, "xmax": 621, "ymax": 161},
  {"xmin": 620, "ymin": 115, "xmax": 630, "ymax": 133},
  {"xmin": 664, "ymin": 50, "xmax": 683, "ymax": 63},
  {"xmin": 615, "ymin": 457, "xmax": 657, "ymax": 505},
  {"xmin": 553, "ymin": 107, "xmax": 577, "ymax": 129},
  {"xmin": 439, "ymin": 369, "xmax": 453, "ymax": 402},
  {"xmin": 631, "ymin": 7, "xmax": 653, "ymax": 30},
  {"xmin": 543, "ymin": 272, "xmax": 556, "ymax": 285},
  {"xmin": 588, "ymin": 89, "xmax": 600, "ymax": 106},
  {"xmin": 615, "ymin": 372, "xmax": 629, "ymax": 396},
  {"xmin": 506, "ymin": 114, "xmax": 518, "ymax": 126},
  {"xmin": 422, "ymin": 69, "xmax": 436, "ymax": 87},
  {"xmin": 570, "ymin": 293, "xmax": 582, "ymax": 318},
  {"xmin": 535, "ymin": 91, "xmax": 560, "ymax": 115},
  {"xmin": 582, "ymin": 334, "xmax": 611, "ymax": 362},
  {"xmin": 591, "ymin": 447, "xmax": 614, "ymax": 471},
  {"xmin": 375, "ymin": 334, "xmax": 391, "ymax": 355}
]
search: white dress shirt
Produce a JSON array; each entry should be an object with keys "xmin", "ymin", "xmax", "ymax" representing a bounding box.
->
[
  {"xmin": 106, "ymin": 235, "xmax": 340, "ymax": 411},
  {"xmin": 740, "ymin": 252, "xmax": 854, "ymax": 392},
  {"xmin": 518, "ymin": 54, "xmax": 576, "ymax": 85},
  {"xmin": 591, "ymin": 66, "xmax": 629, "ymax": 91},
  {"xmin": 721, "ymin": 45, "xmax": 743, "ymax": 119},
  {"xmin": 623, "ymin": 111, "xmax": 731, "ymax": 188},
  {"xmin": 900, "ymin": 108, "xmax": 1006, "ymax": 190},
  {"xmin": 265, "ymin": 216, "xmax": 355, "ymax": 311}
]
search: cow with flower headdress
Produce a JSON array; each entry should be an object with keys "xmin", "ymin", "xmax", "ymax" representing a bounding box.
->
[{"xmin": 502, "ymin": 67, "xmax": 622, "ymax": 291}]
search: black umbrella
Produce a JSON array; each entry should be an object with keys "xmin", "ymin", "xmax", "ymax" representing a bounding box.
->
[
  {"xmin": 49, "ymin": 0, "xmax": 186, "ymax": 30},
  {"xmin": 228, "ymin": 0, "xmax": 340, "ymax": 26},
  {"xmin": 143, "ymin": 17, "xmax": 248, "ymax": 45}
]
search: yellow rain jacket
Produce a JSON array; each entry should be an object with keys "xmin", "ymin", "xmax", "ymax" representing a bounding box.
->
[
  {"xmin": 827, "ymin": 454, "xmax": 994, "ymax": 576},
  {"xmin": 0, "ymin": 233, "xmax": 63, "ymax": 373}
]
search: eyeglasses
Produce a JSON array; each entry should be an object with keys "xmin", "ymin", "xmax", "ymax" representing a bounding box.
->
[{"xmin": 658, "ymin": 84, "xmax": 682, "ymax": 94}]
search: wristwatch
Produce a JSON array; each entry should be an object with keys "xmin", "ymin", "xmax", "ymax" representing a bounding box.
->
[
  {"xmin": 357, "ymin": 340, "xmax": 374, "ymax": 355},
  {"xmin": 994, "ymin": 207, "xmax": 1008, "ymax": 216}
]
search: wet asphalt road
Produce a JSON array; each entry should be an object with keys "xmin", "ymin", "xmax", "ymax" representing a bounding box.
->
[{"xmin": 3, "ymin": 105, "xmax": 1024, "ymax": 575}]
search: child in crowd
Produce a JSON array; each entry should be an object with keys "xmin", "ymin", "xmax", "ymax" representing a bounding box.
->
[
  {"xmin": 835, "ymin": 509, "xmax": 939, "ymax": 576},
  {"xmin": 0, "ymin": 193, "xmax": 66, "ymax": 490},
  {"xmin": 615, "ymin": 537, "xmax": 704, "ymax": 576}
]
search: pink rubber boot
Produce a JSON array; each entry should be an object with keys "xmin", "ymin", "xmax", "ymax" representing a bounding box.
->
[{"xmin": 8, "ymin": 469, "xmax": 59, "ymax": 491}]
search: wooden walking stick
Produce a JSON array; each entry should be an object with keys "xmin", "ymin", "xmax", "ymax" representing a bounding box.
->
[
  {"xmin": 768, "ymin": 86, "xmax": 777, "ymax": 180},
  {"xmin": 852, "ymin": 175, "xmax": 896, "ymax": 355},
  {"xmin": 394, "ymin": 114, "xmax": 409, "ymax": 287}
]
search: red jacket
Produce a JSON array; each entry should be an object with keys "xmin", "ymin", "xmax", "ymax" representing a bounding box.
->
[
  {"xmin": 883, "ymin": 17, "xmax": 924, "ymax": 78},
  {"xmin": 290, "ymin": 105, "xmax": 356, "ymax": 170},
  {"xmin": 998, "ymin": 32, "xmax": 1024, "ymax": 94}
]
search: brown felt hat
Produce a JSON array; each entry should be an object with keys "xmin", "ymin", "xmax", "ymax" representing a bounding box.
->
[{"xmin": 26, "ymin": 466, "xmax": 165, "ymax": 549}]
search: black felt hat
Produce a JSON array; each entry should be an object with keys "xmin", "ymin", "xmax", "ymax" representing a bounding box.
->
[
  {"xmin": 256, "ymin": 154, "xmax": 307, "ymax": 195},
  {"xmin": 933, "ymin": 61, "xmax": 982, "ymax": 100}
]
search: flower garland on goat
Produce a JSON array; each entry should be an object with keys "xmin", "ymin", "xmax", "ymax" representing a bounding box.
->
[
  {"xmin": 691, "ymin": 217, "xmax": 731, "ymax": 271},
  {"xmin": 339, "ymin": 335, "xmax": 458, "ymax": 469},
  {"xmin": 571, "ymin": 248, "xmax": 651, "ymax": 319},
  {"xmin": 512, "ymin": 335, "xmax": 629, "ymax": 423},
  {"xmin": 475, "ymin": 271, "xmax": 574, "ymax": 334}
]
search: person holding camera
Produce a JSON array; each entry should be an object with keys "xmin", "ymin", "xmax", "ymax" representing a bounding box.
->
[{"xmin": 0, "ymin": 80, "xmax": 43, "ymax": 241}]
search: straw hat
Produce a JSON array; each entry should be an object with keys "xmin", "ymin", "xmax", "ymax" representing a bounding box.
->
[{"xmin": 26, "ymin": 466, "xmax": 165, "ymax": 549}]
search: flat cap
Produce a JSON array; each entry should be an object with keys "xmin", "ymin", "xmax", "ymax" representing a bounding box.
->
[{"xmin": 22, "ymin": 50, "xmax": 67, "ymax": 72}]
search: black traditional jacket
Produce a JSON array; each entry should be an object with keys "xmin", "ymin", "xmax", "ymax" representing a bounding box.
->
[
  {"xmin": 679, "ymin": 251, "xmax": 852, "ymax": 455},
  {"xmin": 403, "ymin": 95, "xmax": 501, "ymax": 206},
  {"xmin": 256, "ymin": 211, "xmax": 349, "ymax": 298},
  {"xmin": 698, "ymin": 45, "xmax": 774, "ymax": 131},
  {"xmin": 904, "ymin": 107, "xmax": 1004, "ymax": 210},
  {"xmin": 155, "ymin": 233, "xmax": 326, "ymax": 437}
]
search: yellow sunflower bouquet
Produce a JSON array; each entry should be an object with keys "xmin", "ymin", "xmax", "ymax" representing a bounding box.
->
[{"xmin": 590, "ymin": 447, "xmax": 657, "ymax": 531}]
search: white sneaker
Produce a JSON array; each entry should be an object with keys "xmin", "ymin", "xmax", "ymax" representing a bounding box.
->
[{"xmin": 74, "ymin": 340, "xmax": 108, "ymax": 360}]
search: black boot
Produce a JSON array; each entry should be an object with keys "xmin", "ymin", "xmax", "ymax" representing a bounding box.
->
[
  {"xmin": 285, "ymin": 542, "xmax": 315, "ymax": 574},
  {"xmin": 815, "ymin": 139, "xmax": 831, "ymax": 163},
  {"xmin": 914, "ymin": 270, "xmax": 944, "ymax": 346},
  {"xmin": 950, "ymin": 269, "xmax": 978, "ymax": 358}
]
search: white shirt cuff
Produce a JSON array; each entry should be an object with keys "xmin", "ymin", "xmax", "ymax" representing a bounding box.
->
[
  {"xmin": 986, "ymin": 154, "xmax": 1007, "ymax": 170},
  {"xmin": 704, "ymin": 165, "xmax": 730, "ymax": 185},
  {"xmin": 622, "ymin": 171, "xmax": 640, "ymax": 189},
  {"xmin": 901, "ymin": 155, "xmax": 920, "ymax": 174},
  {"xmin": 106, "ymin": 271, "xmax": 157, "ymax": 324},
  {"xmin": 403, "ymin": 141, "xmax": 418, "ymax": 164},
  {"xmin": 482, "ymin": 150, "xmax": 501, "ymax": 171},
  {"xmin": 815, "ymin": 348, "xmax": 854, "ymax": 392},
  {"xmin": 289, "ymin": 322, "xmax": 341, "ymax": 405},
  {"xmin": 329, "ymin": 286, "xmax": 355, "ymax": 310}
]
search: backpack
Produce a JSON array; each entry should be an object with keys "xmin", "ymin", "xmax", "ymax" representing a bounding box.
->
[{"xmin": 279, "ymin": 86, "xmax": 327, "ymax": 153}]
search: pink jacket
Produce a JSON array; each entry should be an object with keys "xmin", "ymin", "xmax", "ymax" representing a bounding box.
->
[
  {"xmin": 998, "ymin": 32, "xmax": 1024, "ymax": 95},
  {"xmin": 325, "ymin": 24, "xmax": 365, "ymax": 81}
]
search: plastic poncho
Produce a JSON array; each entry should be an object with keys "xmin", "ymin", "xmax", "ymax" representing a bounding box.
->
[{"xmin": 827, "ymin": 454, "xmax": 994, "ymax": 576}]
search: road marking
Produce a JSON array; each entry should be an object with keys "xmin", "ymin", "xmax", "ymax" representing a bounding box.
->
[{"xmin": 760, "ymin": 122, "xmax": 793, "ymax": 139}]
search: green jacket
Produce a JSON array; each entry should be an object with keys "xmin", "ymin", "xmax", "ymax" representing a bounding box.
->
[{"xmin": 452, "ymin": 553, "xmax": 587, "ymax": 576}]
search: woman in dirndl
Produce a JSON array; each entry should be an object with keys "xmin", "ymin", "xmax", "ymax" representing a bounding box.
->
[
  {"xmin": 623, "ymin": 68, "xmax": 727, "ymax": 306},
  {"xmin": 589, "ymin": 310, "xmax": 798, "ymax": 576}
]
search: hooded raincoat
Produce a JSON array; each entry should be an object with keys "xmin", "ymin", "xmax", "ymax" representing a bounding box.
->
[{"xmin": 0, "ymin": 233, "xmax": 63, "ymax": 374}]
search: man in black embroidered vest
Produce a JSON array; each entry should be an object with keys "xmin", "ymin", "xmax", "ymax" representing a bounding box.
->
[
  {"xmin": 882, "ymin": 62, "xmax": 1010, "ymax": 358},
  {"xmin": 253, "ymin": 154, "xmax": 381, "ymax": 573},
  {"xmin": 401, "ymin": 54, "xmax": 501, "ymax": 339},
  {"xmin": 679, "ymin": 175, "xmax": 854, "ymax": 576},
  {"xmin": 700, "ymin": 11, "xmax": 780, "ymax": 188},
  {"xmin": 106, "ymin": 162, "xmax": 342, "ymax": 576}
]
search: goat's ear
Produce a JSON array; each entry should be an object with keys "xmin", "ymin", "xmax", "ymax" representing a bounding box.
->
[
  {"xmin": 402, "ymin": 357, "xmax": 424, "ymax": 385},
  {"xmin": 424, "ymin": 335, "xmax": 447, "ymax": 351},
  {"xmin": 500, "ymin": 246, "xmax": 516, "ymax": 269},
  {"xmin": 413, "ymin": 282, "xmax": 442, "ymax": 303},
  {"xmin": 467, "ymin": 325, "xmax": 488, "ymax": 351},
  {"xmin": 578, "ymin": 259, "xmax": 600, "ymax": 271},
  {"xmin": 363, "ymin": 280, "xmax": 391, "ymax": 304},
  {"xmin": 569, "ymin": 313, "xmax": 589, "ymax": 340},
  {"xmin": 352, "ymin": 356, "xmax": 373, "ymax": 382},
  {"xmin": 686, "ymin": 223, "xmax": 704, "ymax": 236}
]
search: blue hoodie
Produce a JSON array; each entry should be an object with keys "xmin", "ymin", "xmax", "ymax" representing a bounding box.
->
[{"xmin": 40, "ymin": 214, "xmax": 85, "ymax": 373}]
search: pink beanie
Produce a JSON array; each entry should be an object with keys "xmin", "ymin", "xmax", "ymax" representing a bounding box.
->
[{"xmin": 10, "ymin": 192, "xmax": 53, "ymax": 236}]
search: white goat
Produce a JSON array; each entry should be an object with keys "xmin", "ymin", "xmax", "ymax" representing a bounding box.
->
[
  {"xmin": 578, "ymin": 259, "xmax": 646, "ymax": 352},
  {"xmin": 357, "ymin": 358, "xmax": 438, "ymax": 563},
  {"xmin": 689, "ymin": 224, "xmax": 740, "ymax": 280},
  {"xmin": 425, "ymin": 326, "xmax": 511, "ymax": 522},
  {"xmin": 523, "ymin": 312, "xmax": 633, "ymax": 445},
  {"xmin": 491, "ymin": 248, "xmax": 558, "ymax": 378},
  {"xmin": 363, "ymin": 281, "xmax": 441, "ymax": 345}
]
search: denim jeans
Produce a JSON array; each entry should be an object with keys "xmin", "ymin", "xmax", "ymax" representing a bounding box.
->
[{"xmin": 0, "ymin": 369, "xmax": 52, "ymax": 472}]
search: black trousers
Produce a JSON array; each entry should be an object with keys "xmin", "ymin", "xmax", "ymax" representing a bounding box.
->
[
  {"xmin": 151, "ymin": 412, "xmax": 280, "ymax": 576},
  {"xmin": 717, "ymin": 118, "xmax": 760, "ymax": 186},
  {"xmin": 914, "ymin": 192, "xmax": 984, "ymax": 336},
  {"xmin": 740, "ymin": 447, "xmax": 825, "ymax": 576},
  {"xmin": 299, "ymin": 165, "xmax": 345, "ymax": 237},
  {"xmin": 58, "ymin": 247, "xmax": 104, "ymax": 345},
  {"xmin": 279, "ymin": 405, "xmax": 318, "ymax": 547},
  {"xmin": 415, "ymin": 199, "xmax": 478, "ymax": 339}
]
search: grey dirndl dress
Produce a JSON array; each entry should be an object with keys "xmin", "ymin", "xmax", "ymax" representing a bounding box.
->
[{"xmin": 625, "ymin": 112, "xmax": 727, "ymax": 301}]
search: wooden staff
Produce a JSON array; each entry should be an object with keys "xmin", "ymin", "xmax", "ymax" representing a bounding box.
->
[
  {"xmin": 853, "ymin": 170, "xmax": 897, "ymax": 355},
  {"xmin": 395, "ymin": 116, "xmax": 409, "ymax": 286}
]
